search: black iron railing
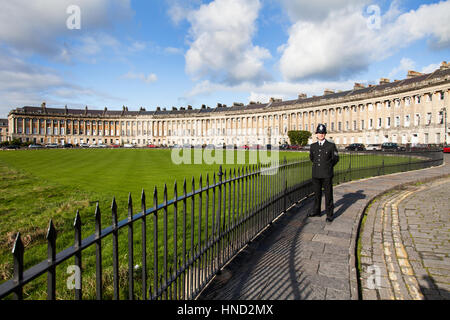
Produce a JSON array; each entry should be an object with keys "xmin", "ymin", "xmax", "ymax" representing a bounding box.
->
[{"xmin": 0, "ymin": 150, "xmax": 443, "ymax": 300}]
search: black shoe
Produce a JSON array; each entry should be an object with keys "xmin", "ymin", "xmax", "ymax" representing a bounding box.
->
[
  {"xmin": 326, "ymin": 216, "xmax": 334, "ymax": 222},
  {"xmin": 308, "ymin": 212, "xmax": 321, "ymax": 217}
]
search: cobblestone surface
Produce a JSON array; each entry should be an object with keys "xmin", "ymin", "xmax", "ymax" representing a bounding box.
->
[
  {"xmin": 360, "ymin": 177, "xmax": 450, "ymax": 300},
  {"xmin": 198, "ymin": 154, "xmax": 450, "ymax": 300}
]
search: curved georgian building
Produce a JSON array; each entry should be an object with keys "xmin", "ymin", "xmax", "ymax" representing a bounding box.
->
[{"xmin": 6, "ymin": 62, "xmax": 450, "ymax": 147}]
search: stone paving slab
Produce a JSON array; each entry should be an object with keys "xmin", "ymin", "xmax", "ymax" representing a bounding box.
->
[
  {"xmin": 197, "ymin": 154, "xmax": 450, "ymax": 300},
  {"xmin": 360, "ymin": 175, "xmax": 450, "ymax": 300}
]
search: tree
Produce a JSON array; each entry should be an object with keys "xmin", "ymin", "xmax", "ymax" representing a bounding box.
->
[{"xmin": 288, "ymin": 130, "xmax": 311, "ymax": 146}]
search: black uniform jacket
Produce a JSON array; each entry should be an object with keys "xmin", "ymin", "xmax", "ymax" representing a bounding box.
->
[{"xmin": 309, "ymin": 140, "xmax": 339, "ymax": 178}]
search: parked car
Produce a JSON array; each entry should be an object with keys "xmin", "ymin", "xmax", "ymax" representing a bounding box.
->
[
  {"xmin": 28, "ymin": 144, "xmax": 43, "ymax": 149},
  {"xmin": 80, "ymin": 143, "xmax": 90, "ymax": 148},
  {"xmin": 288, "ymin": 145, "xmax": 302, "ymax": 150},
  {"xmin": 443, "ymin": 145, "xmax": 450, "ymax": 153},
  {"xmin": 63, "ymin": 143, "xmax": 74, "ymax": 148},
  {"xmin": 5, "ymin": 145, "xmax": 20, "ymax": 149},
  {"xmin": 381, "ymin": 142, "xmax": 404, "ymax": 152},
  {"xmin": 279, "ymin": 144, "xmax": 289, "ymax": 150},
  {"xmin": 410, "ymin": 144, "xmax": 430, "ymax": 151},
  {"xmin": 123, "ymin": 144, "xmax": 135, "ymax": 148},
  {"xmin": 97, "ymin": 144, "xmax": 108, "ymax": 148},
  {"xmin": 345, "ymin": 143, "xmax": 366, "ymax": 151},
  {"xmin": 242, "ymin": 144, "xmax": 250, "ymax": 150},
  {"xmin": 110, "ymin": 144, "xmax": 120, "ymax": 148},
  {"xmin": 147, "ymin": 144, "xmax": 157, "ymax": 148},
  {"xmin": 366, "ymin": 144, "xmax": 382, "ymax": 151},
  {"xmin": 303, "ymin": 144, "xmax": 311, "ymax": 150},
  {"xmin": 266, "ymin": 144, "xmax": 272, "ymax": 150},
  {"xmin": 45, "ymin": 143, "xmax": 58, "ymax": 148}
]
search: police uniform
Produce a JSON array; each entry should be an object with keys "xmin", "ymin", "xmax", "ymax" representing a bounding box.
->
[{"xmin": 309, "ymin": 124, "xmax": 339, "ymax": 221}]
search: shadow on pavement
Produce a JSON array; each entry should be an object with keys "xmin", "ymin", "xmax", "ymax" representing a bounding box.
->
[
  {"xmin": 420, "ymin": 275, "xmax": 450, "ymax": 300},
  {"xmin": 198, "ymin": 200, "xmax": 318, "ymax": 300}
]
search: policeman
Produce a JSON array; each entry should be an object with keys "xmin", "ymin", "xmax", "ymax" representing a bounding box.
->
[{"xmin": 308, "ymin": 124, "xmax": 339, "ymax": 222}]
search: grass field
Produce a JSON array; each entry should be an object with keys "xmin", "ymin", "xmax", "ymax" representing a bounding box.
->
[{"xmin": 0, "ymin": 148, "xmax": 420, "ymax": 299}]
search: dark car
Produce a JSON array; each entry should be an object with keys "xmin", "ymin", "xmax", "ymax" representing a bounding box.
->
[
  {"xmin": 345, "ymin": 143, "xmax": 366, "ymax": 151},
  {"xmin": 5, "ymin": 144, "xmax": 20, "ymax": 149},
  {"xmin": 63, "ymin": 143, "xmax": 74, "ymax": 148},
  {"xmin": 381, "ymin": 142, "xmax": 404, "ymax": 152}
]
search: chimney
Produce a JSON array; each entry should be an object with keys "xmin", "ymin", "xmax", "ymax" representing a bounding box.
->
[
  {"xmin": 172, "ymin": 107, "xmax": 177, "ymax": 111},
  {"xmin": 85, "ymin": 106, "xmax": 88, "ymax": 115},
  {"xmin": 187, "ymin": 105, "xmax": 193, "ymax": 110},
  {"xmin": 180, "ymin": 107, "xmax": 185, "ymax": 111},
  {"xmin": 298, "ymin": 93, "xmax": 307, "ymax": 99},
  {"xmin": 407, "ymin": 70, "xmax": 424, "ymax": 79},
  {"xmin": 324, "ymin": 89, "xmax": 335, "ymax": 95},
  {"xmin": 233, "ymin": 102, "xmax": 244, "ymax": 107},
  {"xmin": 269, "ymin": 97, "xmax": 282, "ymax": 103},
  {"xmin": 156, "ymin": 107, "xmax": 161, "ymax": 111},
  {"xmin": 65, "ymin": 105, "xmax": 68, "ymax": 114},
  {"xmin": 379, "ymin": 78, "xmax": 390, "ymax": 85},
  {"xmin": 440, "ymin": 61, "xmax": 449, "ymax": 70},
  {"xmin": 249, "ymin": 101, "xmax": 256, "ymax": 105},
  {"xmin": 217, "ymin": 103, "xmax": 222, "ymax": 108},
  {"xmin": 354, "ymin": 83, "xmax": 365, "ymax": 90},
  {"xmin": 201, "ymin": 104, "xmax": 206, "ymax": 109}
]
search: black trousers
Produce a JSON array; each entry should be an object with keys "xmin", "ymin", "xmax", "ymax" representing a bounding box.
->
[{"xmin": 312, "ymin": 177, "xmax": 334, "ymax": 217}]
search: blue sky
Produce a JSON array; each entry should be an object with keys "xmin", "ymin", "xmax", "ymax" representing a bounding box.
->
[{"xmin": 0, "ymin": 0, "xmax": 449, "ymax": 117}]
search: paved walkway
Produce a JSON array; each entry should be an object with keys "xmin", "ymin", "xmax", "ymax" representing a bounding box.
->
[
  {"xmin": 198, "ymin": 154, "xmax": 450, "ymax": 300},
  {"xmin": 360, "ymin": 177, "xmax": 450, "ymax": 300}
]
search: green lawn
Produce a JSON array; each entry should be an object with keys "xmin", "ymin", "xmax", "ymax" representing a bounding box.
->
[{"xmin": 0, "ymin": 148, "xmax": 420, "ymax": 299}]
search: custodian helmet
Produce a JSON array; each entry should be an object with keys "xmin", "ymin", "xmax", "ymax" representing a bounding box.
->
[{"xmin": 315, "ymin": 123, "xmax": 327, "ymax": 134}]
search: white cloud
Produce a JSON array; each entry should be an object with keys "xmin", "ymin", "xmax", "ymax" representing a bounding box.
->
[
  {"xmin": 185, "ymin": 0, "xmax": 271, "ymax": 85},
  {"xmin": 122, "ymin": 72, "xmax": 158, "ymax": 84},
  {"xmin": 184, "ymin": 78, "xmax": 358, "ymax": 105},
  {"xmin": 0, "ymin": 49, "xmax": 123, "ymax": 117},
  {"xmin": 279, "ymin": 0, "xmax": 368, "ymax": 22},
  {"xmin": 0, "ymin": 0, "xmax": 133, "ymax": 57},
  {"xmin": 421, "ymin": 62, "xmax": 441, "ymax": 74},
  {"xmin": 388, "ymin": 57, "xmax": 416, "ymax": 79},
  {"xmin": 278, "ymin": 1, "xmax": 450, "ymax": 81}
]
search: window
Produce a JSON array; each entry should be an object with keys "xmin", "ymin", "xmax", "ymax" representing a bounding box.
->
[
  {"xmin": 369, "ymin": 119, "xmax": 373, "ymax": 129},
  {"xmin": 415, "ymin": 95, "xmax": 421, "ymax": 104},
  {"xmin": 386, "ymin": 117, "xmax": 391, "ymax": 128},
  {"xmin": 427, "ymin": 113, "xmax": 432, "ymax": 125},
  {"xmin": 414, "ymin": 114, "xmax": 420, "ymax": 126},
  {"xmin": 361, "ymin": 120, "xmax": 365, "ymax": 130},
  {"xmin": 353, "ymin": 120, "xmax": 357, "ymax": 130},
  {"xmin": 338, "ymin": 122, "xmax": 342, "ymax": 131},
  {"xmin": 378, "ymin": 118, "xmax": 382, "ymax": 128},
  {"xmin": 440, "ymin": 91, "xmax": 445, "ymax": 100},
  {"xmin": 395, "ymin": 116, "xmax": 400, "ymax": 127},
  {"xmin": 405, "ymin": 115, "xmax": 410, "ymax": 127},
  {"xmin": 438, "ymin": 112, "xmax": 444, "ymax": 124}
]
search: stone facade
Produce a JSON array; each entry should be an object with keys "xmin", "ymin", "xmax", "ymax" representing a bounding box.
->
[
  {"xmin": 0, "ymin": 119, "xmax": 9, "ymax": 143},
  {"xmin": 6, "ymin": 63, "xmax": 450, "ymax": 147}
]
